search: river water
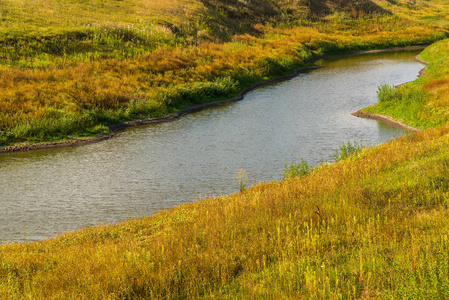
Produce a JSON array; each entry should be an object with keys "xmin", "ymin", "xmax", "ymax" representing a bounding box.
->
[{"xmin": 0, "ymin": 50, "xmax": 424, "ymax": 243}]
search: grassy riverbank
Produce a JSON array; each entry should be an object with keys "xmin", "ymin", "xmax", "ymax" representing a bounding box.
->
[
  {"xmin": 4, "ymin": 1, "xmax": 449, "ymax": 299},
  {"xmin": 3, "ymin": 109, "xmax": 449, "ymax": 298},
  {"xmin": 0, "ymin": 0, "xmax": 448, "ymax": 146},
  {"xmin": 363, "ymin": 39, "xmax": 449, "ymax": 130}
]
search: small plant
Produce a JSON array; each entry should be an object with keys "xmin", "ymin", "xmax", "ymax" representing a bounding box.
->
[
  {"xmin": 282, "ymin": 158, "xmax": 311, "ymax": 180},
  {"xmin": 235, "ymin": 168, "xmax": 249, "ymax": 192},
  {"xmin": 331, "ymin": 141, "xmax": 364, "ymax": 162},
  {"xmin": 377, "ymin": 84, "xmax": 401, "ymax": 104}
]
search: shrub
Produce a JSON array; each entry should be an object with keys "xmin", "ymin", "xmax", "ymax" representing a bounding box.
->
[
  {"xmin": 377, "ymin": 84, "xmax": 401, "ymax": 104},
  {"xmin": 175, "ymin": 76, "xmax": 239, "ymax": 105},
  {"xmin": 332, "ymin": 141, "xmax": 364, "ymax": 162},
  {"xmin": 282, "ymin": 158, "xmax": 311, "ymax": 179}
]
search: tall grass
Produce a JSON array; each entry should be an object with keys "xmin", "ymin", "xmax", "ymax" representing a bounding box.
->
[
  {"xmin": 282, "ymin": 158, "xmax": 311, "ymax": 179},
  {"xmin": 331, "ymin": 141, "xmax": 365, "ymax": 162}
]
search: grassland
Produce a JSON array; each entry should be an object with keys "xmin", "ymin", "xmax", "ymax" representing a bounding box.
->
[{"xmin": 3, "ymin": 0, "xmax": 449, "ymax": 299}]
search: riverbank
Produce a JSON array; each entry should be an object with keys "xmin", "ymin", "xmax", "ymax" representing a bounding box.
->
[
  {"xmin": 0, "ymin": 46, "xmax": 428, "ymax": 153},
  {"xmin": 0, "ymin": 66, "xmax": 320, "ymax": 153},
  {"xmin": 351, "ymin": 110, "xmax": 421, "ymax": 132}
]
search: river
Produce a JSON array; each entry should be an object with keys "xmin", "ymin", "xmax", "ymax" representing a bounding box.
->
[{"xmin": 0, "ymin": 50, "xmax": 424, "ymax": 243}]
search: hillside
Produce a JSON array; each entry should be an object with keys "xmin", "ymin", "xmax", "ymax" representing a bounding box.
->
[{"xmin": 0, "ymin": 0, "xmax": 447, "ymax": 148}]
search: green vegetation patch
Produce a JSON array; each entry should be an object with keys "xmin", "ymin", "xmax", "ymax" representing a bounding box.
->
[{"xmin": 366, "ymin": 39, "xmax": 449, "ymax": 129}]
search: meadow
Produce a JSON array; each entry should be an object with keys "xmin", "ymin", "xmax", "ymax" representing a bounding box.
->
[{"xmin": 3, "ymin": 0, "xmax": 449, "ymax": 298}]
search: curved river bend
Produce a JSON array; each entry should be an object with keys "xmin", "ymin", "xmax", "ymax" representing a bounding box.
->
[{"xmin": 0, "ymin": 50, "xmax": 424, "ymax": 243}]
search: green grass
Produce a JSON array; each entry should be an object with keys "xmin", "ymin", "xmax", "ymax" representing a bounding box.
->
[
  {"xmin": 282, "ymin": 158, "xmax": 311, "ymax": 180},
  {"xmin": 332, "ymin": 141, "xmax": 365, "ymax": 162}
]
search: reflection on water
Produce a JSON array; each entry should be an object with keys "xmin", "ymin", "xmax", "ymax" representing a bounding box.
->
[{"xmin": 0, "ymin": 50, "xmax": 424, "ymax": 243}]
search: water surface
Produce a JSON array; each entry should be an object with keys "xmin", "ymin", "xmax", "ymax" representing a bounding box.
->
[{"xmin": 0, "ymin": 50, "xmax": 424, "ymax": 243}]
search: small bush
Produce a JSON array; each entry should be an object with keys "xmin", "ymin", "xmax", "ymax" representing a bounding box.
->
[
  {"xmin": 377, "ymin": 84, "xmax": 401, "ymax": 104},
  {"xmin": 332, "ymin": 141, "xmax": 364, "ymax": 162},
  {"xmin": 282, "ymin": 158, "xmax": 311, "ymax": 179},
  {"xmin": 174, "ymin": 76, "xmax": 239, "ymax": 105}
]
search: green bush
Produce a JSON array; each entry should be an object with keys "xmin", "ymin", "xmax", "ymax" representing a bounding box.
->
[
  {"xmin": 175, "ymin": 76, "xmax": 240, "ymax": 104},
  {"xmin": 377, "ymin": 84, "xmax": 401, "ymax": 104},
  {"xmin": 282, "ymin": 158, "xmax": 311, "ymax": 179},
  {"xmin": 332, "ymin": 141, "xmax": 364, "ymax": 162}
]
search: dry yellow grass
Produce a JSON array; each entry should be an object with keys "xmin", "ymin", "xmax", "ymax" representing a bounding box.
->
[{"xmin": 373, "ymin": 0, "xmax": 449, "ymax": 24}]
